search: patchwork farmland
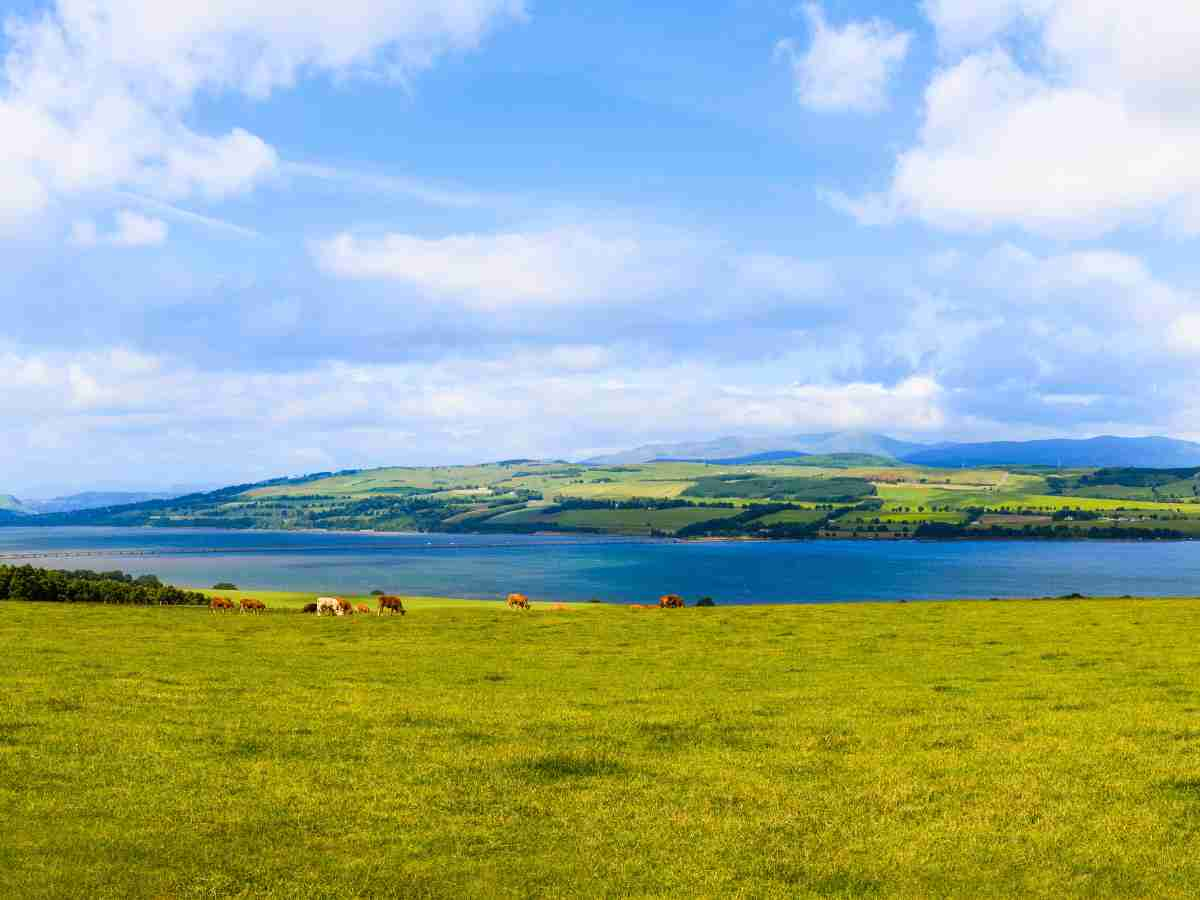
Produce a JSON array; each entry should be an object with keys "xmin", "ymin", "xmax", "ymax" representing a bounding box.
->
[{"xmin": 9, "ymin": 458, "xmax": 1200, "ymax": 540}]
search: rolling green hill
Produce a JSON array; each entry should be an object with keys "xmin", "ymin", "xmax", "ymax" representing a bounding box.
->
[{"xmin": 6, "ymin": 460, "xmax": 1200, "ymax": 540}]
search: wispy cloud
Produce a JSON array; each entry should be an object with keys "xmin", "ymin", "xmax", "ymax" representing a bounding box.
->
[
  {"xmin": 70, "ymin": 209, "xmax": 169, "ymax": 247},
  {"xmin": 283, "ymin": 162, "xmax": 499, "ymax": 210},
  {"xmin": 113, "ymin": 192, "xmax": 263, "ymax": 239}
]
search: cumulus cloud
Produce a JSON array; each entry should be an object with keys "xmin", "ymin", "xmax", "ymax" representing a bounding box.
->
[
  {"xmin": 0, "ymin": 340, "xmax": 950, "ymax": 493},
  {"xmin": 312, "ymin": 225, "xmax": 709, "ymax": 310},
  {"xmin": 845, "ymin": 0, "xmax": 1200, "ymax": 236},
  {"xmin": 7, "ymin": 234, "xmax": 1200, "ymax": 491},
  {"xmin": 921, "ymin": 0, "xmax": 1031, "ymax": 53},
  {"xmin": 776, "ymin": 4, "xmax": 911, "ymax": 113},
  {"xmin": 0, "ymin": 0, "xmax": 526, "ymax": 224},
  {"xmin": 890, "ymin": 244, "xmax": 1200, "ymax": 433},
  {"xmin": 311, "ymin": 222, "xmax": 846, "ymax": 318}
]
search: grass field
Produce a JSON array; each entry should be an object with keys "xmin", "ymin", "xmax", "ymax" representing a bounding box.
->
[
  {"xmin": 5, "ymin": 596, "xmax": 1200, "ymax": 897},
  {"xmin": 549, "ymin": 507, "xmax": 743, "ymax": 534},
  {"xmin": 27, "ymin": 459, "xmax": 1200, "ymax": 538},
  {"xmin": 194, "ymin": 589, "xmax": 501, "ymax": 611}
]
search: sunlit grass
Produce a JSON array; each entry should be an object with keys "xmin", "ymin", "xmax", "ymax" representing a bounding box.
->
[{"xmin": 4, "ymin": 597, "xmax": 1200, "ymax": 897}]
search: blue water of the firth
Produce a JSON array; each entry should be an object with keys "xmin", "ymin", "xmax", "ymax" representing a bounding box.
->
[{"xmin": 3, "ymin": 527, "xmax": 1200, "ymax": 604}]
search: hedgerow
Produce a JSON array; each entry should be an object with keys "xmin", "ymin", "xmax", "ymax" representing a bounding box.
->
[{"xmin": 0, "ymin": 565, "xmax": 207, "ymax": 605}]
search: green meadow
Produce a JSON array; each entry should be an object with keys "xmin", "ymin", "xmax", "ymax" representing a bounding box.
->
[
  {"xmin": 4, "ymin": 596, "xmax": 1200, "ymax": 897},
  {"xmin": 21, "ymin": 458, "xmax": 1200, "ymax": 538}
]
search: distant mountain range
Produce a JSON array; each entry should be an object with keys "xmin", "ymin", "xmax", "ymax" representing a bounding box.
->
[
  {"xmin": 903, "ymin": 436, "xmax": 1200, "ymax": 469},
  {"xmin": 0, "ymin": 491, "xmax": 186, "ymax": 516},
  {"xmin": 584, "ymin": 432, "xmax": 926, "ymax": 465},
  {"xmin": 8, "ymin": 435, "xmax": 1200, "ymax": 527},
  {"xmin": 584, "ymin": 433, "xmax": 1200, "ymax": 469}
]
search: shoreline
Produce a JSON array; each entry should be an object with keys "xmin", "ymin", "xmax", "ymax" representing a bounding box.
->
[{"xmin": 1, "ymin": 521, "xmax": 1198, "ymax": 547}]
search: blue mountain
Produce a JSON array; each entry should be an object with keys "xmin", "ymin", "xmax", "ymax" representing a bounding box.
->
[{"xmin": 899, "ymin": 436, "xmax": 1200, "ymax": 468}]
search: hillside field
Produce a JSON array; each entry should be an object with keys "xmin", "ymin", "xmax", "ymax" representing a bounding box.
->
[
  {"xmin": 9, "ymin": 459, "xmax": 1200, "ymax": 539},
  {"xmin": 4, "ymin": 597, "xmax": 1200, "ymax": 897}
]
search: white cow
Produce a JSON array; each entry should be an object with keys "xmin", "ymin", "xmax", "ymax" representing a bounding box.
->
[{"xmin": 316, "ymin": 597, "xmax": 342, "ymax": 617}]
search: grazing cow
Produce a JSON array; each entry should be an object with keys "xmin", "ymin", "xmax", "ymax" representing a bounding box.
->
[
  {"xmin": 302, "ymin": 602, "xmax": 318, "ymax": 614},
  {"xmin": 506, "ymin": 592, "xmax": 531, "ymax": 610},
  {"xmin": 336, "ymin": 598, "xmax": 353, "ymax": 616},
  {"xmin": 316, "ymin": 597, "xmax": 340, "ymax": 617},
  {"xmin": 659, "ymin": 594, "xmax": 685, "ymax": 609},
  {"xmin": 356, "ymin": 602, "xmax": 370, "ymax": 615},
  {"xmin": 210, "ymin": 596, "xmax": 234, "ymax": 613},
  {"xmin": 377, "ymin": 595, "xmax": 406, "ymax": 616},
  {"xmin": 240, "ymin": 598, "xmax": 265, "ymax": 614}
]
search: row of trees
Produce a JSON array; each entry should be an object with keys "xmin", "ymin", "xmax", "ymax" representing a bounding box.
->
[
  {"xmin": 913, "ymin": 522, "xmax": 1188, "ymax": 540},
  {"xmin": 0, "ymin": 565, "xmax": 208, "ymax": 605},
  {"xmin": 550, "ymin": 497, "xmax": 738, "ymax": 511}
]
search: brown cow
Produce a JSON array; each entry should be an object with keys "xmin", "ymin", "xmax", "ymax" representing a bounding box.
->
[
  {"xmin": 659, "ymin": 594, "xmax": 685, "ymax": 609},
  {"xmin": 336, "ymin": 598, "xmax": 353, "ymax": 615},
  {"xmin": 356, "ymin": 602, "xmax": 370, "ymax": 615},
  {"xmin": 209, "ymin": 596, "xmax": 234, "ymax": 613},
  {"xmin": 377, "ymin": 595, "xmax": 406, "ymax": 616},
  {"xmin": 506, "ymin": 592, "xmax": 530, "ymax": 610},
  {"xmin": 240, "ymin": 598, "xmax": 266, "ymax": 614}
]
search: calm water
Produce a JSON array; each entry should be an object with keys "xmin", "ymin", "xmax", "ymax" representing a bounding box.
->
[{"xmin": 2, "ymin": 527, "xmax": 1199, "ymax": 604}]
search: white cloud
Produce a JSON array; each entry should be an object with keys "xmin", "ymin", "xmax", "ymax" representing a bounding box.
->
[
  {"xmin": 0, "ymin": 0, "xmax": 525, "ymax": 224},
  {"xmin": 312, "ymin": 225, "xmax": 697, "ymax": 310},
  {"xmin": 111, "ymin": 210, "xmax": 168, "ymax": 247},
  {"xmin": 717, "ymin": 376, "xmax": 945, "ymax": 431},
  {"xmin": 818, "ymin": 188, "xmax": 897, "ymax": 226},
  {"xmin": 313, "ymin": 224, "xmax": 841, "ymax": 316},
  {"xmin": 851, "ymin": 1, "xmax": 1200, "ymax": 236},
  {"xmin": 776, "ymin": 4, "xmax": 911, "ymax": 113},
  {"xmin": 1168, "ymin": 315, "xmax": 1200, "ymax": 354},
  {"xmin": 0, "ymin": 341, "xmax": 950, "ymax": 492},
  {"xmin": 921, "ymin": 0, "xmax": 1032, "ymax": 52},
  {"xmin": 68, "ymin": 209, "xmax": 169, "ymax": 247},
  {"xmin": 543, "ymin": 344, "xmax": 613, "ymax": 372},
  {"xmin": 283, "ymin": 162, "xmax": 495, "ymax": 210},
  {"xmin": 112, "ymin": 191, "xmax": 262, "ymax": 239},
  {"xmin": 7, "ymin": 237, "xmax": 1200, "ymax": 490}
]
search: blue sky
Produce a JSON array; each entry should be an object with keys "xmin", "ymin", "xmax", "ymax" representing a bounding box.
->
[{"xmin": 3, "ymin": 0, "xmax": 1200, "ymax": 495}]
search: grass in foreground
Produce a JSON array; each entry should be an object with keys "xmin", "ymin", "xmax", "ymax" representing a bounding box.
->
[{"xmin": 3, "ymin": 597, "xmax": 1200, "ymax": 897}]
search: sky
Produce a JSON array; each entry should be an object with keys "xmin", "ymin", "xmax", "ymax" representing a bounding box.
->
[{"xmin": 3, "ymin": 0, "xmax": 1200, "ymax": 495}]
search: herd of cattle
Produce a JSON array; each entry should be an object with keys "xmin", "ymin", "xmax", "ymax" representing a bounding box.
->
[
  {"xmin": 209, "ymin": 592, "xmax": 692, "ymax": 615},
  {"xmin": 304, "ymin": 596, "xmax": 407, "ymax": 616},
  {"xmin": 208, "ymin": 597, "xmax": 265, "ymax": 613},
  {"xmin": 208, "ymin": 595, "xmax": 406, "ymax": 615}
]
